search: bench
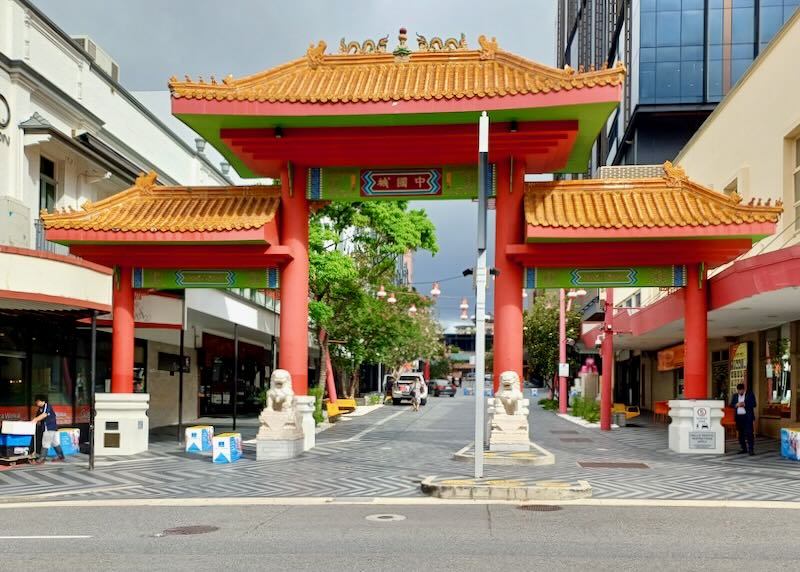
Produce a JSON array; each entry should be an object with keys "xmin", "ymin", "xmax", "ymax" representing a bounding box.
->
[
  {"xmin": 325, "ymin": 401, "xmax": 342, "ymax": 421},
  {"xmin": 336, "ymin": 399, "xmax": 357, "ymax": 412},
  {"xmin": 612, "ymin": 403, "xmax": 641, "ymax": 421}
]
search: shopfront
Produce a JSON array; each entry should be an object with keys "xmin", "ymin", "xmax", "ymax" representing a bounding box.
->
[
  {"xmin": 198, "ymin": 332, "xmax": 269, "ymax": 416},
  {"xmin": 755, "ymin": 322, "xmax": 799, "ymax": 437},
  {"xmin": 0, "ymin": 313, "xmax": 110, "ymax": 427}
]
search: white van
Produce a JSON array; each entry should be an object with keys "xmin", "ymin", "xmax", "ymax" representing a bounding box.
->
[{"xmin": 390, "ymin": 372, "xmax": 428, "ymax": 406}]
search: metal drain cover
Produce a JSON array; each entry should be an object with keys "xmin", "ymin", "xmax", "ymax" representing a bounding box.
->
[
  {"xmin": 158, "ymin": 525, "xmax": 219, "ymax": 536},
  {"xmin": 519, "ymin": 505, "xmax": 562, "ymax": 512},
  {"xmin": 365, "ymin": 514, "xmax": 406, "ymax": 522},
  {"xmin": 578, "ymin": 461, "xmax": 650, "ymax": 469},
  {"xmin": 560, "ymin": 438, "xmax": 593, "ymax": 443}
]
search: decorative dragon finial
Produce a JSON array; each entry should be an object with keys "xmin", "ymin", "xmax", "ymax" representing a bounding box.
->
[
  {"xmin": 729, "ymin": 190, "xmax": 743, "ymax": 204},
  {"xmin": 416, "ymin": 32, "xmax": 468, "ymax": 52},
  {"xmin": 663, "ymin": 161, "xmax": 687, "ymax": 187},
  {"xmin": 306, "ymin": 40, "xmax": 327, "ymax": 69},
  {"xmin": 478, "ymin": 35, "xmax": 498, "ymax": 60},
  {"xmin": 339, "ymin": 35, "xmax": 389, "ymax": 54},
  {"xmin": 134, "ymin": 171, "xmax": 158, "ymax": 193},
  {"xmin": 393, "ymin": 27, "xmax": 412, "ymax": 61}
]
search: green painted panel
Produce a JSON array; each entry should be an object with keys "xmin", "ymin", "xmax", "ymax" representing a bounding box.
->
[
  {"xmin": 175, "ymin": 100, "xmax": 617, "ymax": 178},
  {"xmin": 306, "ymin": 165, "xmax": 495, "ymax": 201},
  {"xmin": 133, "ymin": 268, "xmax": 279, "ymax": 289},
  {"xmin": 524, "ymin": 266, "xmax": 687, "ymax": 289}
]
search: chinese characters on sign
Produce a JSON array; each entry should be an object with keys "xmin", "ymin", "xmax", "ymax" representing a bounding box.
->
[{"xmin": 360, "ymin": 169, "xmax": 443, "ymax": 197}]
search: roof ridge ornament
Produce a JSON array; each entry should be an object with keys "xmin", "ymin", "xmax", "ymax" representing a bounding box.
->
[
  {"xmin": 339, "ymin": 35, "xmax": 389, "ymax": 54},
  {"xmin": 135, "ymin": 171, "xmax": 159, "ymax": 194},
  {"xmin": 416, "ymin": 33, "xmax": 468, "ymax": 52},
  {"xmin": 306, "ymin": 40, "xmax": 327, "ymax": 69},
  {"xmin": 662, "ymin": 161, "xmax": 687, "ymax": 187},
  {"xmin": 393, "ymin": 27, "xmax": 412, "ymax": 62},
  {"xmin": 478, "ymin": 35, "xmax": 498, "ymax": 60}
]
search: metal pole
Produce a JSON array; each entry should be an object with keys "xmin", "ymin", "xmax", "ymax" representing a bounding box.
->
[
  {"xmin": 600, "ymin": 289, "xmax": 614, "ymax": 430},
  {"xmin": 178, "ymin": 327, "xmax": 184, "ymax": 444},
  {"xmin": 474, "ymin": 110, "xmax": 489, "ymax": 479},
  {"xmin": 559, "ymin": 289, "xmax": 568, "ymax": 414},
  {"xmin": 89, "ymin": 310, "xmax": 97, "ymax": 471},
  {"xmin": 233, "ymin": 324, "xmax": 239, "ymax": 431}
]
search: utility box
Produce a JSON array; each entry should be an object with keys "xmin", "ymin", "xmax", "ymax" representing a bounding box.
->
[
  {"xmin": 94, "ymin": 393, "xmax": 150, "ymax": 456},
  {"xmin": 0, "ymin": 197, "xmax": 31, "ymax": 248}
]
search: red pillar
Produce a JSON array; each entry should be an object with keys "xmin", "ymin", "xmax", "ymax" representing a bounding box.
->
[
  {"xmin": 600, "ymin": 289, "xmax": 614, "ymax": 430},
  {"xmin": 684, "ymin": 263, "xmax": 708, "ymax": 399},
  {"xmin": 111, "ymin": 266, "xmax": 134, "ymax": 393},
  {"xmin": 279, "ymin": 165, "xmax": 310, "ymax": 395},
  {"xmin": 492, "ymin": 159, "xmax": 525, "ymax": 392},
  {"xmin": 558, "ymin": 288, "xmax": 568, "ymax": 413}
]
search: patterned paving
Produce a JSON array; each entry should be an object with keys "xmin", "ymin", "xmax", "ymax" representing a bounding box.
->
[{"xmin": 1, "ymin": 397, "xmax": 799, "ymax": 501}]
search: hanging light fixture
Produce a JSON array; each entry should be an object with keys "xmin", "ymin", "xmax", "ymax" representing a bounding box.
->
[
  {"xmin": 567, "ymin": 289, "xmax": 579, "ymax": 299},
  {"xmin": 460, "ymin": 309, "xmax": 469, "ymax": 321},
  {"xmin": 575, "ymin": 288, "xmax": 588, "ymax": 297},
  {"xmin": 408, "ymin": 303, "xmax": 417, "ymax": 315},
  {"xmin": 376, "ymin": 285, "xmax": 387, "ymax": 299},
  {"xmin": 387, "ymin": 292, "xmax": 397, "ymax": 304},
  {"xmin": 459, "ymin": 297, "xmax": 469, "ymax": 311},
  {"xmin": 522, "ymin": 289, "xmax": 528, "ymax": 298},
  {"xmin": 430, "ymin": 281, "xmax": 441, "ymax": 298}
]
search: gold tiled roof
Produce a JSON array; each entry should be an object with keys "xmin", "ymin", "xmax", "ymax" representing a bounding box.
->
[
  {"xmin": 42, "ymin": 172, "xmax": 281, "ymax": 233},
  {"xmin": 525, "ymin": 163, "xmax": 783, "ymax": 229},
  {"xmin": 169, "ymin": 35, "xmax": 625, "ymax": 104}
]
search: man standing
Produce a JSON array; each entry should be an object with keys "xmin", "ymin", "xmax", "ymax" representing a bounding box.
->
[
  {"xmin": 31, "ymin": 394, "xmax": 65, "ymax": 463},
  {"xmin": 729, "ymin": 383, "xmax": 756, "ymax": 455}
]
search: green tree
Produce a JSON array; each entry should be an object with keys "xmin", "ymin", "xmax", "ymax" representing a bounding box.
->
[
  {"xmin": 522, "ymin": 293, "xmax": 582, "ymax": 387},
  {"xmin": 308, "ymin": 201, "xmax": 439, "ymax": 398}
]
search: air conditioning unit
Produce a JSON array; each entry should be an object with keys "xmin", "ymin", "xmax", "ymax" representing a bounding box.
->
[
  {"xmin": 72, "ymin": 35, "xmax": 120, "ymax": 83},
  {"xmin": 0, "ymin": 197, "xmax": 31, "ymax": 248}
]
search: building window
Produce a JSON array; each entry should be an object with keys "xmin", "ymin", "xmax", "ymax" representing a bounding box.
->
[
  {"xmin": 39, "ymin": 156, "xmax": 57, "ymax": 213},
  {"xmin": 640, "ymin": 1, "xmax": 704, "ymax": 104},
  {"xmin": 762, "ymin": 325, "xmax": 791, "ymax": 418},
  {"xmin": 794, "ymin": 138, "xmax": 800, "ymax": 232}
]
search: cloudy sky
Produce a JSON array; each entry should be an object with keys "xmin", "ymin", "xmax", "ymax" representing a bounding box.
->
[{"xmin": 31, "ymin": 0, "xmax": 557, "ymax": 323}]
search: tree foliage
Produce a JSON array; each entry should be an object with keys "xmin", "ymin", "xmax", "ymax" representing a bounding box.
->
[
  {"xmin": 307, "ymin": 200, "xmax": 440, "ymax": 397},
  {"xmin": 522, "ymin": 293, "xmax": 582, "ymax": 385}
]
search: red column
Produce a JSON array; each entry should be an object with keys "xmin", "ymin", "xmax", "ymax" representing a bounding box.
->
[
  {"xmin": 279, "ymin": 165, "xmax": 310, "ymax": 395},
  {"xmin": 600, "ymin": 289, "xmax": 614, "ymax": 430},
  {"xmin": 111, "ymin": 266, "xmax": 134, "ymax": 393},
  {"xmin": 558, "ymin": 288, "xmax": 568, "ymax": 413},
  {"xmin": 684, "ymin": 263, "xmax": 708, "ymax": 399},
  {"xmin": 492, "ymin": 159, "xmax": 525, "ymax": 392}
]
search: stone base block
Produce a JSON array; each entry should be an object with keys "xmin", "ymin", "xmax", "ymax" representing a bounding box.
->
[
  {"xmin": 668, "ymin": 399, "xmax": 725, "ymax": 454},
  {"xmin": 256, "ymin": 435, "xmax": 304, "ymax": 460},
  {"xmin": 94, "ymin": 393, "xmax": 149, "ymax": 457},
  {"xmin": 421, "ymin": 476, "xmax": 590, "ymax": 501}
]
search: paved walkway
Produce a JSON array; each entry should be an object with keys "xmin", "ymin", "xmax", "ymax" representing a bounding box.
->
[{"xmin": 1, "ymin": 396, "xmax": 798, "ymax": 502}]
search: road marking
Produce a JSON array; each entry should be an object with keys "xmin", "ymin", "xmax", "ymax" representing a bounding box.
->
[
  {"xmin": 0, "ymin": 535, "xmax": 92, "ymax": 539},
  {"xmin": 344, "ymin": 409, "xmax": 407, "ymax": 442},
  {"xmin": 2, "ymin": 497, "xmax": 800, "ymax": 510}
]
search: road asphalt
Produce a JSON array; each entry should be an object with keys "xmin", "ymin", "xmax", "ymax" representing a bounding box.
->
[{"xmin": 0, "ymin": 503, "xmax": 796, "ymax": 571}]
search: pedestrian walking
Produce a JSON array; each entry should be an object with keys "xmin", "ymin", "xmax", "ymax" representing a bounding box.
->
[
  {"xmin": 729, "ymin": 383, "xmax": 756, "ymax": 455},
  {"xmin": 31, "ymin": 394, "xmax": 65, "ymax": 463},
  {"xmin": 410, "ymin": 379, "xmax": 422, "ymax": 412}
]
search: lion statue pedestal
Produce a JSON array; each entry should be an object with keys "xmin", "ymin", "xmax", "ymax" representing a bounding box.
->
[
  {"xmin": 256, "ymin": 369, "xmax": 305, "ymax": 460},
  {"xmin": 487, "ymin": 371, "xmax": 530, "ymax": 452}
]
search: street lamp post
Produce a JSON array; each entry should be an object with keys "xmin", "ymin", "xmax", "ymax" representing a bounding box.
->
[
  {"xmin": 474, "ymin": 111, "xmax": 489, "ymax": 479},
  {"xmin": 558, "ymin": 288, "xmax": 568, "ymax": 414}
]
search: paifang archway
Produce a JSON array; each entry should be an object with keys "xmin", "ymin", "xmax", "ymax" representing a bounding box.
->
[{"xmin": 44, "ymin": 31, "xmax": 781, "ymax": 432}]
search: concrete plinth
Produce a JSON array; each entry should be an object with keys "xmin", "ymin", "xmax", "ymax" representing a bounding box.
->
[
  {"xmin": 295, "ymin": 396, "xmax": 316, "ymax": 451},
  {"xmin": 668, "ymin": 399, "xmax": 725, "ymax": 454},
  {"xmin": 421, "ymin": 476, "xmax": 591, "ymax": 501},
  {"xmin": 256, "ymin": 435, "xmax": 304, "ymax": 460},
  {"xmin": 94, "ymin": 393, "xmax": 149, "ymax": 456}
]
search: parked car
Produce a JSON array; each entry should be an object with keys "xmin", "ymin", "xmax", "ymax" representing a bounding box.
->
[
  {"xmin": 431, "ymin": 379, "xmax": 457, "ymax": 397},
  {"xmin": 391, "ymin": 372, "xmax": 428, "ymax": 406}
]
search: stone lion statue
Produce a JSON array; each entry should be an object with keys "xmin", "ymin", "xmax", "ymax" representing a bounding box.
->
[
  {"xmin": 496, "ymin": 371, "xmax": 524, "ymax": 416},
  {"xmin": 267, "ymin": 369, "xmax": 295, "ymax": 413}
]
